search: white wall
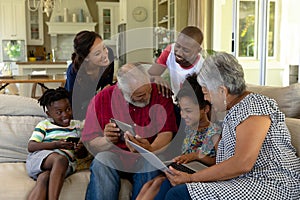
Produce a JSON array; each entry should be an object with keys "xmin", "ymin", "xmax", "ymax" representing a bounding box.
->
[
  {"xmin": 212, "ymin": 0, "xmax": 233, "ymax": 52},
  {"xmin": 280, "ymin": 0, "xmax": 300, "ymax": 66},
  {"xmin": 125, "ymin": 0, "xmax": 153, "ymax": 63}
]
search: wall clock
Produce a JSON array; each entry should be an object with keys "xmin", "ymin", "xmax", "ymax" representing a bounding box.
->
[{"xmin": 132, "ymin": 6, "xmax": 148, "ymax": 22}]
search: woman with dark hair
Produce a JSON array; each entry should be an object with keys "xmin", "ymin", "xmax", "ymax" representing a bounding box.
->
[{"xmin": 65, "ymin": 30, "xmax": 115, "ymax": 120}]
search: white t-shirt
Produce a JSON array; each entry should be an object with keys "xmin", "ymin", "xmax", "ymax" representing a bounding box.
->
[{"xmin": 157, "ymin": 43, "xmax": 204, "ymax": 96}]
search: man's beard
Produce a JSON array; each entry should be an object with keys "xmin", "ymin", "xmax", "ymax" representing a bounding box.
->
[{"xmin": 123, "ymin": 93, "xmax": 150, "ymax": 108}]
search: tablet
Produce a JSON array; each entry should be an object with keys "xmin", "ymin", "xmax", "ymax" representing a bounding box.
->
[
  {"xmin": 126, "ymin": 139, "xmax": 174, "ymax": 175},
  {"xmin": 110, "ymin": 118, "xmax": 136, "ymax": 141},
  {"xmin": 127, "ymin": 140, "xmax": 207, "ymax": 174}
]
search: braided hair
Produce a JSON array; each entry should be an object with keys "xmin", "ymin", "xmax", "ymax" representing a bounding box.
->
[{"xmin": 38, "ymin": 87, "xmax": 70, "ymax": 111}]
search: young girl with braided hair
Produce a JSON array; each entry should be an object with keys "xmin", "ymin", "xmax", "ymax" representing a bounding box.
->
[{"xmin": 26, "ymin": 87, "xmax": 86, "ymax": 200}]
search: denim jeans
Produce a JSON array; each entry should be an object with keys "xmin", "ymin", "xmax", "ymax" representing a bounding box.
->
[
  {"xmin": 85, "ymin": 151, "xmax": 161, "ymax": 200},
  {"xmin": 165, "ymin": 184, "xmax": 191, "ymax": 200},
  {"xmin": 153, "ymin": 179, "xmax": 191, "ymax": 200},
  {"xmin": 154, "ymin": 179, "xmax": 172, "ymax": 200},
  {"xmin": 131, "ymin": 161, "xmax": 161, "ymax": 199}
]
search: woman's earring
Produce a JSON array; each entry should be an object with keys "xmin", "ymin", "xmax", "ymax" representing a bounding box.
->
[{"xmin": 224, "ymin": 100, "xmax": 227, "ymax": 106}]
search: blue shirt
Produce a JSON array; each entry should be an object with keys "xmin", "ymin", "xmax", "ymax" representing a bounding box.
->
[
  {"xmin": 65, "ymin": 62, "xmax": 77, "ymax": 93},
  {"xmin": 65, "ymin": 47, "xmax": 115, "ymax": 120}
]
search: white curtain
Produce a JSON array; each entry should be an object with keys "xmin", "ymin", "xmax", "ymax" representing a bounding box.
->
[
  {"xmin": 188, "ymin": 0, "xmax": 202, "ymax": 28},
  {"xmin": 188, "ymin": 0, "xmax": 212, "ymax": 49}
]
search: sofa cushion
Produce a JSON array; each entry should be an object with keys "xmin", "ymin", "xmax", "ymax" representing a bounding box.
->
[
  {"xmin": 0, "ymin": 94, "xmax": 46, "ymax": 117},
  {"xmin": 0, "ymin": 162, "xmax": 90, "ymax": 200},
  {"xmin": 0, "ymin": 162, "xmax": 132, "ymax": 200},
  {"xmin": 0, "ymin": 115, "xmax": 45, "ymax": 163},
  {"xmin": 247, "ymin": 83, "xmax": 300, "ymax": 119},
  {"xmin": 0, "ymin": 163, "xmax": 36, "ymax": 199}
]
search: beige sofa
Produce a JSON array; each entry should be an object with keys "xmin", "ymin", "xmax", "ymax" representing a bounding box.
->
[
  {"xmin": 0, "ymin": 83, "xmax": 299, "ymax": 200},
  {"xmin": 0, "ymin": 94, "xmax": 132, "ymax": 200}
]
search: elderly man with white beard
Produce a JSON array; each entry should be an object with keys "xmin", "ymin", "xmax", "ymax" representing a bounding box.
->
[{"xmin": 81, "ymin": 62, "xmax": 178, "ymax": 200}]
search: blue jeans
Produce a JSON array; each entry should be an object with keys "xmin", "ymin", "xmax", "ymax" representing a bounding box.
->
[
  {"xmin": 165, "ymin": 184, "xmax": 191, "ymax": 200},
  {"xmin": 85, "ymin": 151, "xmax": 161, "ymax": 200},
  {"xmin": 154, "ymin": 179, "xmax": 191, "ymax": 200},
  {"xmin": 131, "ymin": 163, "xmax": 162, "ymax": 199}
]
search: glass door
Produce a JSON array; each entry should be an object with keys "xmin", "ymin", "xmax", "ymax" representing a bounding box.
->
[
  {"xmin": 213, "ymin": 0, "xmax": 299, "ymax": 86},
  {"xmin": 27, "ymin": 0, "xmax": 44, "ymax": 45},
  {"xmin": 233, "ymin": 0, "xmax": 284, "ymax": 86},
  {"xmin": 29, "ymin": 10, "xmax": 40, "ymax": 41},
  {"xmin": 97, "ymin": 2, "xmax": 119, "ymax": 44},
  {"xmin": 237, "ymin": 0, "xmax": 257, "ymax": 58},
  {"xmin": 102, "ymin": 8, "xmax": 111, "ymax": 40}
]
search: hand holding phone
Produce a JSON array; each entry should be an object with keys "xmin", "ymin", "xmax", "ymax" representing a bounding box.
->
[
  {"xmin": 66, "ymin": 137, "xmax": 80, "ymax": 144},
  {"xmin": 110, "ymin": 118, "xmax": 136, "ymax": 141}
]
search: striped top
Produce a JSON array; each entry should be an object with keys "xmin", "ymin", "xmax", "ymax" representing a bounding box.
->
[{"xmin": 29, "ymin": 119, "xmax": 82, "ymax": 143}]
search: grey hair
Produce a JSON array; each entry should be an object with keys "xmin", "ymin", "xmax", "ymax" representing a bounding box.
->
[
  {"xmin": 117, "ymin": 62, "xmax": 151, "ymax": 95},
  {"xmin": 197, "ymin": 52, "xmax": 246, "ymax": 95}
]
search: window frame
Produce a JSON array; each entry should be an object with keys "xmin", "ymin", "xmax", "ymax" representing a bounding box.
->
[{"xmin": 236, "ymin": 0, "xmax": 278, "ymax": 60}]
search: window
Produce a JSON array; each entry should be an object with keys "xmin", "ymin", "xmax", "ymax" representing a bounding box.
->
[
  {"xmin": 268, "ymin": 1, "xmax": 276, "ymax": 57},
  {"xmin": 237, "ymin": 0, "xmax": 277, "ymax": 58}
]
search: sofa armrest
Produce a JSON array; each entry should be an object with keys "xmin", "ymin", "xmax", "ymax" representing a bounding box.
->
[{"xmin": 286, "ymin": 118, "xmax": 300, "ymax": 157}]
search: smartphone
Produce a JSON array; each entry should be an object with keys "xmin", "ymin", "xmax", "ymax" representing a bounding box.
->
[
  {"xmin": 66, "ymin": 137, "xmax": 80, "ymax": 144},
  {"xmin": 110, "ymin": 118, "xmax": 136, "ymax": 141}
]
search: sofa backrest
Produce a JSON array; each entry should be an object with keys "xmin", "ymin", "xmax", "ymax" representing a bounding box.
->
[
  {"xmin": 0, "ymin": 94, "xmax": 47, "ymax": 117},
  {"xmin": 0, "ymin": 95, "xmax": 46, "ymax": 163},
  {"xmin": 247, "ymin": 83, "xmax": 300, "ymax": 119},
  {"xmin": 286, "ymin": 118, "xmax": 300, "ymax": 157}
]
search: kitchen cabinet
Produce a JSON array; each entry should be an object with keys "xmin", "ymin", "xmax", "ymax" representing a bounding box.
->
[
  {"xmin": 153, "ymin": 0, "xmax": 188, "ymax": 52},
  {"xmin": 97, "ymin": 2, "xmax": 119, "ymax": 45},
  {"xmin": 0, "ymin": 0, "xmax": 26, "ymax": 40},
  {"xmin": 26, "ymin": 0, "xmax": 44, "ymax": 45}
]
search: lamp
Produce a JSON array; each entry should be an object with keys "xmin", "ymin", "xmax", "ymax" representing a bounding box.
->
[{"xmin": 27, "ymin": 0, "xmax": 61, "ymax": 18}]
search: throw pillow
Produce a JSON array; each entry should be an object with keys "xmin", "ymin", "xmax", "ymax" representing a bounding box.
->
[
  {"xmin": 0, "ymin": 94, "xmax": 46, "ymax": 117},
  {"xmin": 0, "ymin": 115, "xmax": 46, "ymax": 162}
]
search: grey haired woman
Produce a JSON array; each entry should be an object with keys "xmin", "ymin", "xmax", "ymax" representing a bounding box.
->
[{"xmin": 139, "ymin": 52, "xmax": 300, "ymax": 200}]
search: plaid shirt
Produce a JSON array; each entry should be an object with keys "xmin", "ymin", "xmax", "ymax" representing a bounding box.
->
[{"xmin": 187, "ymin": 93, "xmax": 300, "ymax": 199}]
